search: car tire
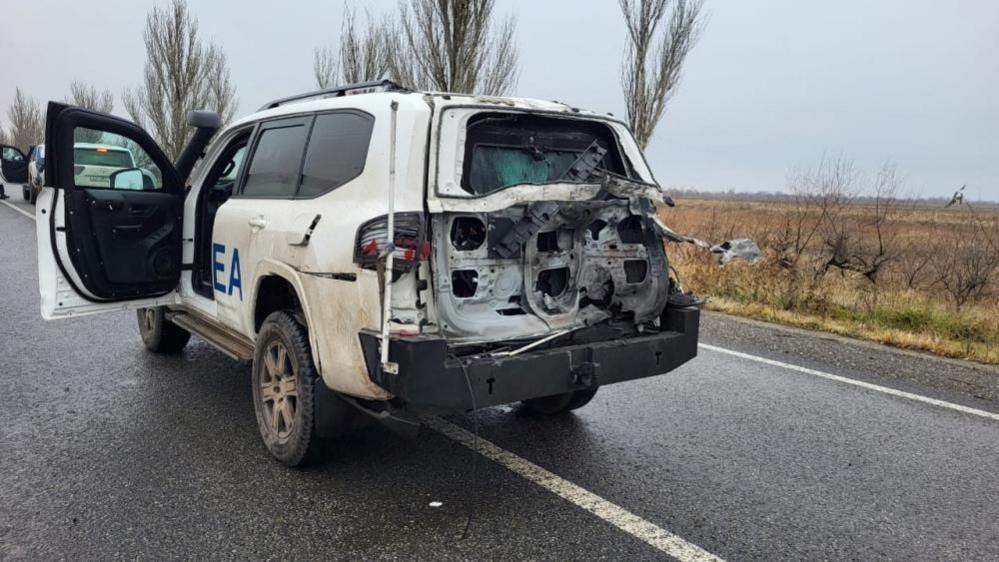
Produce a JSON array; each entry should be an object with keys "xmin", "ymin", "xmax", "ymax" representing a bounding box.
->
[
  {"xmin": 521, "ymin": 387, "xmax": 599, "ymax": 415},
  {"xmin": 136, "ymin": 307, "xmax": 191, "ymax": 354},
  {"xmin": 252, "ymin": 310, "xmax": 320, "ymax": 467}
]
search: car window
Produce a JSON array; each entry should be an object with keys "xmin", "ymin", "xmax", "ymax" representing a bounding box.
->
[
  {"xmin": 74, "ymin": 147, "xmax": 134, "ymax": 168},
  {"xmin": 298, "ymin": 112, "xmax": 373, "ymax": 198},
  {"xmin": 2, "ymin": 147, "xmax": 24, "ymax": 161},
  {"xmin": 223, "ymin": 147, "xmax": 246, "ymax": 181},
  {"xmin": 241, "ymin": 123, "xmax": 308, "ymax": 198},
  {"xmin": 461, "ymin": 113, "xmax": 630, "ymax": 195},
  {"xmin": 207, "ymin": 143, "xmax": 247, "ymax": 192},
  {"xmin": 72, "ymin": 128, "xmax": 163, "ymax": 190}
]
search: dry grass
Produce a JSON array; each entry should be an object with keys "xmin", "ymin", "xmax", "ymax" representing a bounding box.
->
[{"xmin": 662, "ymin": 198, "xmax": 999, "ymax": 364}]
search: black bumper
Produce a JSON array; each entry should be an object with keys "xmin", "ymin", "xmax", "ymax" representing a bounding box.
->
[{"xmin": 360, "ymin": 306, "xmax": 699, "ymax": 413}]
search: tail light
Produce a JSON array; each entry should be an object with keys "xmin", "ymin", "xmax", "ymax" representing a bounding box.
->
[{"xmin": 354, "ymin": 212, "xmax": 430, "ymax": 272}]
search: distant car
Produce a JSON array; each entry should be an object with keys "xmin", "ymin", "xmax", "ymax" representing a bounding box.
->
[
  {"xmin": 0, "ymin": 143, "xmax": 28, "ymax": 199},
  {"xmin": 73, "ymin": 143, "xmax": 137, "ymax": 188},
  {"xmin": 25, "ymin": 144, "xmax": 44, "ymax": 203}
]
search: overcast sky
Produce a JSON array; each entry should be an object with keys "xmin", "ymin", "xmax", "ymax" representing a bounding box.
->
[{"xmin": 1, "ymin": 0, "xmax": 996, "ymax": 199}]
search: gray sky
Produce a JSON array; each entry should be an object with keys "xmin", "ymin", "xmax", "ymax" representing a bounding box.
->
[{"xmin": 1, "ymin": 0, "xmax": 996, "ymax": 199}]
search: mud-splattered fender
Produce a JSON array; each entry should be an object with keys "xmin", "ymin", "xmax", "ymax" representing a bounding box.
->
[
  {"xmin": 249, "ymin": 259, "xmax": 322, "ymax": 368},
  {"xmin": 251, "ymin": 259, "xmax": 391, "ymax": 400}
]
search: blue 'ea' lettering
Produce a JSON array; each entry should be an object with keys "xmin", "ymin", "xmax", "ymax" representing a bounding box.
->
[
  {"xmin": 212, "ymin": 243, "xmax": 244, "ymax": 301},
  {"xmin": 212, "ymin": 243, "xmax": 226, "ymax": 293},
  {"xmin": 228, "ymin": 248, "xmax": 242, "ymax": 300}
]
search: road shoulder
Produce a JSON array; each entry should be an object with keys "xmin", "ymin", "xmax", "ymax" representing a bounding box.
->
[{"xmin": 700, "ymin": 310, "xmax": 999, "ymax": 406}]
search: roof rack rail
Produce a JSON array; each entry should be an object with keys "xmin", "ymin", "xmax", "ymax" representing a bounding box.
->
[{"xmin": 258, "ymin": 79, "xmax": 410, "ymax": 111}]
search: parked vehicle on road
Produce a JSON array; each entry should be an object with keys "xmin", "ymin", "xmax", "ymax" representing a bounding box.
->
[
  {"xmin": 25, "ymin": 144, "xmax": 44, "ymax": 203},
  {"xmin": 1, "ymin": 144, "xmax": 28, "ymax": 199},
  {"xmin": 72, "ymin": 142, "xmax": 139, "ymax": 188},
  {"xmin": 35, "ymin": 81, "xmax": 701, "ymax": 466}
]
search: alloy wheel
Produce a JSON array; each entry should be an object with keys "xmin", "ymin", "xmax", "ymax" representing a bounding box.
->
[{"xmin": 259, "ymin": 340, "xmax": 298, "ymax": 440}]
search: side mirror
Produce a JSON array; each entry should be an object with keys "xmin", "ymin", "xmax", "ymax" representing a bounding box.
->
[
  {"xmin": 187, "ymin": 110, "xmax": 221, "ymax": 129},
  {"xmin": 109, "ymin": 168, "xmax": 146, "ymax": 190}
]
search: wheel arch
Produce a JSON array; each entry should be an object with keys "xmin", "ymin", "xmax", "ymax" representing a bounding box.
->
[{"xmin": 251, "ymin": 261, "xmax": 323, "ymax": 375}]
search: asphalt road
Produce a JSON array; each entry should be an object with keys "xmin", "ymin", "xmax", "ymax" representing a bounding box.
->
[{"xmin": 2, "ymin": 195, "xmax": 998, "ymax": 561}]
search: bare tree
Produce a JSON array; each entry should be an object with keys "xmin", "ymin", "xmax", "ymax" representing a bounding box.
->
[
  {"xmin": 122, "ymin": 0, "xmax": 238, "ymax": 160},
  {"xmin": 67, "ymin": 81, "xmax": 115, "ymax": 113},
  {"xmin": 66, "ymin": 81, "xmax": 116, "ymax": 143},
  {"xmin": 619, "ymin": 0, "xmax": 704, "ymax": 148},
  {"xmin": 386, "ymin": 0, "xmax": 519, "ymax": 95},
  {"xmin": 314, "ymin": 7, "xmax": 389, "ymax": 89},
  {"xmin": 314, "ymin": 46, "xmax": 338, "ymax": 89},
  {"xmin": 4, "ymin": 88, "xmax": 44, "ymax": 152}
]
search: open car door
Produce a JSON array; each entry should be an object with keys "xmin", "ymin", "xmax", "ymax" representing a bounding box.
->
[
  {"xmin": 1, "ymin": 144, "xmax": 29, "ymax": 184},
  {"xmin": 37, "ymin": 102, "xmax": 184, "ymax": 319}
]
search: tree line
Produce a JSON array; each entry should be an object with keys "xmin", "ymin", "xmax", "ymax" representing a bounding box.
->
[{"xmin": 2, "ymin": 0, "xmax": 703, "ymax": 160}]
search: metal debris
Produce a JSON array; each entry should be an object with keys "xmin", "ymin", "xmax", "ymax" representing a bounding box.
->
[{"xmin": 710, "ymin": 238, "xmax": 762, "ymax": 265}]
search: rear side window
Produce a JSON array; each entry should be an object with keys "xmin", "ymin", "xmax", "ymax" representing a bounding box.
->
[
  {"xmin": 242, "ymin": 123, "xmax": 308, "ymax": 197},
  {"xmin": 298, "ymin": 112, "xmax": 373, "ymax": 198}
]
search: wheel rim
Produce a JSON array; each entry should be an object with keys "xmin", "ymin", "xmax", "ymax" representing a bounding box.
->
[{"xmin": 260, "ymin": 340, "xmax": 298, "ymax": 440}]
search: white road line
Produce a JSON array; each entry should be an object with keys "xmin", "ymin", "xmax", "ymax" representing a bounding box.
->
[
  {"xmin": 1, "ymin": 199, "xmax": 35, "ymax": 220},
  {"xmin": 425, "ymin": 417, "xmax": 724, "ymax": 562},
  {"xmin": 698, "ymin": 343, "xmax": 999, "ymax": 422}
]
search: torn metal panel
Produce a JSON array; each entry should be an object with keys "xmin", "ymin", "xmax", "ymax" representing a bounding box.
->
[{"xmin": 433, "ymin": 198, "xmax": 670, "ymax": 343}]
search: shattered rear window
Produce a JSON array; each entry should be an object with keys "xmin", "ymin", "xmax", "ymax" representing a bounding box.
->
[{"xmin": 461, "ymin": 113, "xmax": 631, "ymax": 195}]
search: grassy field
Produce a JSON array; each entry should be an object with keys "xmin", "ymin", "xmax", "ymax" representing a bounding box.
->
[{"xmin": 661, "ymin": 197, "xmax": 999, "ymax": 364}]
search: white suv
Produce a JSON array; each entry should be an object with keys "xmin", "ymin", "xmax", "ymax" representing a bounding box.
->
[{"xmin": 35, "ymin": 81, "xmax": 700, "ymax": 466}]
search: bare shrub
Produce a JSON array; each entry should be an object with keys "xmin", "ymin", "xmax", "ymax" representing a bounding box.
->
[
  {"xmin": 763, "ymin": 157, "xmax": 854, "ymax": 308},
  {"xmin": 619, "ymin": 0, "xmax": 704, "ymax": 149},
  {"xmin": 122, "ymin": 0, "xmax": 238, "ymax": 160},
  {"xmin": 820, "ymin": 163, "xmax": 902, "ymax": 284},
  {"xmin": 386, "ymin": 0, "xmax": 519, "ymax": 95},
  {"xmin": 896, "ymin": 230, "xmax": 936, "ymax": 289},
  {"xmin": 928, "ymin": 202, "xmax": 999, "ymax": 309}
]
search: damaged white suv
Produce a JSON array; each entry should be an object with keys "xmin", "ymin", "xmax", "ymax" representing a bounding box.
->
[{"xmin": 36, "ymin": 81, "xmax": 700, "ymax": 466}]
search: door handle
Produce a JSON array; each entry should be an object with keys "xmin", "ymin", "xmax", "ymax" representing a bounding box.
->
[{"xmin": 248, "ymin": 216, "xmax": 268, "ymax": 230}]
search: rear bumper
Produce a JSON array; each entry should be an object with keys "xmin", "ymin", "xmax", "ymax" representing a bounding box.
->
[{"xmin": 360, "ymin": 306, "xmax": 699, "ymax": 413}]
